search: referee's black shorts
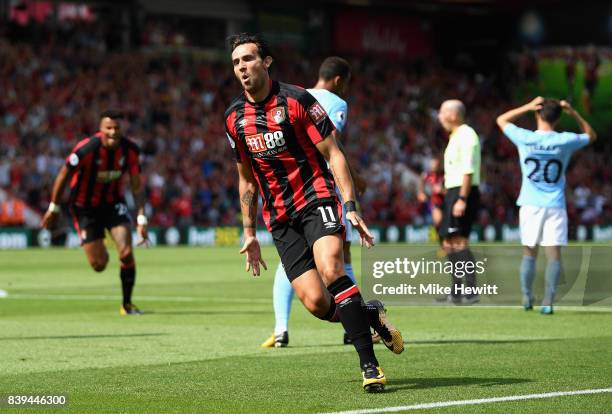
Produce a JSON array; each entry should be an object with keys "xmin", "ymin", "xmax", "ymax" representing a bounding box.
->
[
  {"xmin": 271, "ymin": 198, "xmax": 345, "ymax": 281},
  {"xmin": 438, "ymin": 186, "xmax": 480, "ymax": 239}
]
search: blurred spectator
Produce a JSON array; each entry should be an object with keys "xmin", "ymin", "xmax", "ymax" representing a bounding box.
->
[{"xmin": 1, "ymin": 23, "xmax": 610, "ymax": 229}]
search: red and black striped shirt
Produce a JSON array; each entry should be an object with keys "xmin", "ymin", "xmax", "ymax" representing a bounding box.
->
[
  {"xmin": 225, "ymin": 80, "xmax": 337, "ymax": 230},
  {"xmin": 65, "ymin": 133, "xmax": 141, "ymax": 208},
  {"xmin": 423, "ymin": 171, "xmax": 444, "ymax": 207}
]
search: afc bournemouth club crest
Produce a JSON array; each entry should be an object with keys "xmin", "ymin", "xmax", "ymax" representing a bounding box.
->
[{"xmin": 268, "ymin": 107, "xmax": 286, "ymax": 124}]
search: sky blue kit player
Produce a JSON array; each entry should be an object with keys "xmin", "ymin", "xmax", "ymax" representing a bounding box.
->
[
  {"xmin": 496, "ymin": 97, "xmax": 596, "ymax": 314},
  {"xmin": 502, "ymin": 124, "xmax": 589, "ymax": 209},
  {"xmin": 308, "ymin": 88, "xmax": 348, "ymax": 133}
]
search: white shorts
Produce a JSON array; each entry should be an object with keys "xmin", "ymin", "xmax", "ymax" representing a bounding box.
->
[
  {"xmin": 336, "ymin": 187, "xmax": 353, "ymax": 242},
  {"xmin": 519, "ymin": 205, "xmax": 568, "ymax": 247}
]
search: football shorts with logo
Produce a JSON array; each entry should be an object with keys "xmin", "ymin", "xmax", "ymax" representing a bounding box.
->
[
  {"xmin": 271, "ymin": 198, "xmax": 345, "ymax": 281},
  {"xmin": 438, "ymin": 186, "xmax": 480, "ymax": 239},
  {"xmin": 70, "ymin": 202, "xmax": 132, "ymax": 244}
]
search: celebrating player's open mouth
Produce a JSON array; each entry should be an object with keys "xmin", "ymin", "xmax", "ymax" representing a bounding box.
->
[
  {"xmin": 99, "ymin": 117, "xmax": 123, "ymax": 149},
  {"xmin": 226, "ymin": 33, "xmax": 401, "ymax": 393}
]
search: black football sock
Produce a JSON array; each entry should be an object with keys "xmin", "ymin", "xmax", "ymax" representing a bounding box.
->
[
  {"xmin": 328, "ymin": 276, "xmax": 378, "ymax": 367},
  {"xmin": 319, "ymin": 295, "xmax": 340, "ymax": 322},
  {"xmin": 454, "ymin": 248, "xmax": 477, "ymax": 293},
  {"xmin": 446, "ymin": 251, "xmax": 463, "ymax": 299},
  {"xmin": 120, "ymin": 264, "xmax": 136, "ymax": 306}
]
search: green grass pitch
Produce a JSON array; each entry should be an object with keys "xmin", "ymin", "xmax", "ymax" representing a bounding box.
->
[{"xmin": 0, "ymin": 246, "xmax": 611, "ymax": 413}]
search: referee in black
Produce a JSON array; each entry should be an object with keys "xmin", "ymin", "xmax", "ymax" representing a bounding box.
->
[{"xmin": 437, "ymin": 100, "xmax": 481, "ymax": 304}]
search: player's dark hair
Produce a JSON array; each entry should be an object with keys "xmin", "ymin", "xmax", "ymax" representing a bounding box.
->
[
  {"xmin": 537, "ymin": 99, "xmax": 562, "ymax": 124},
  {"xmin": 228, "ymin": 33, "xmax": 272, "ymax": 60},
  {"xmin": 100, "ymin": 110, "xmax": 125, "ymax": 120},
  {"xmin": 319, "ymin": 56, "xmax": 351, "ymax": 81}
]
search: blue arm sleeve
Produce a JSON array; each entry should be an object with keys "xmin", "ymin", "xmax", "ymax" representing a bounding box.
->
[
  {"xmin": 329, "ymin": 100, "xmax": 348, "ymax": 133},
  {"xmin": 560, "ymin": 132, "xmax": 590, "ymax": 152},
  {"xmin": 502, "ymin": 123, "xmax": 534, "ymax": 146}
]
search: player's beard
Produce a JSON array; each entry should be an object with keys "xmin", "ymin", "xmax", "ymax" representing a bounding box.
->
[
  {"xmin": 103, "ymin": 135, "xmax": 121, "ymax": 148},
  {"xmin": 244, "ymin": 73, "xmax": 265, "ymax": 96}
]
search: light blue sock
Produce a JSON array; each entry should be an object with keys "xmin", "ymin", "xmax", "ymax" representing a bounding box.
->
[
  {"xmin": 273, "ymin": 263, "xmax": 294, "ymax": 335},
  {"xmin": 345, "ymin": 263, "xmax": 356, "ymax": 284},
  {"xmin": 520, "ymin": 256, "xmax": 536, "ymax": 300},
  {"xmin": 543, "ymin": 259, "xmax": 561, "ymax": 306}
]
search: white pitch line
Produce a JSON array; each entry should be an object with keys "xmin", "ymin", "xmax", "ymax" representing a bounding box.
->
[{"xmin": 322, "ymin": 387, "xmax": 612, "ymax": 414}]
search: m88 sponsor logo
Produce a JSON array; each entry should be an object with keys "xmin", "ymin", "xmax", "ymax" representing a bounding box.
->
[{"xmin": 245, "ymin": 131, "xmax": 286, "ymax": 153}]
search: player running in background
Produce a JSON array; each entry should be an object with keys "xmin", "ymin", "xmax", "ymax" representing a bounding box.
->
[
  {"xmin": 417, "ymin": 157, "xmax": 444, "ymax": 232},
  {"xmin": 261, "ymin": 56, "xmax": 372, "ymax": 348},
  {"xmin": 41, "ymin": 110, "xmax": 149, "ymax": 315},
  {"xmin": 224, "ymin": 33, "xmax": 403, "ymax": 392},
  {"xmin": 496, "ymin": 97, "xmax": 596, "ymax": 314},
  {"xmin": 437, "ymin": 100, "xmax": 482, "ymax": 305}
]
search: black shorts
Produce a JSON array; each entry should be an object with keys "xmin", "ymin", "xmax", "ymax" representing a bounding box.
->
[
  {"xmin": 585, "ymin": 78, "xmax": 597, "ymax": 95},
  {"xmin": 271, "ymin": 199, "xmax": 344, "ymax": 281},
  {"xmin": 70, "ymin": 202, "xmax": 132, "ymax": 244},
  {"xmin": 439, "ymin": 186, "xmax": 480, "ymax": 239}
]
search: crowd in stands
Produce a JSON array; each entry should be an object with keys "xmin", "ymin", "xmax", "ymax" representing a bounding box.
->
[{"xmin": 1, "ymin": 22, "xmax": 611, "ymax": 229}]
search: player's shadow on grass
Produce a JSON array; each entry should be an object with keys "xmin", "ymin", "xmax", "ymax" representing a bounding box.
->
[
  {"xmin": 0, "ymin": 333, "xmax": 166, "ymax": 341},
  {"xmin": 383, "ymin": 377, "xmax": 532, "ymax": 392},
  {"xmin": 299, "ymin": 337, "xmax": 558, "ymax": 349},
  {"xmin": 408, "ymin": 338, "xmax": 559, "ymax": 345}
]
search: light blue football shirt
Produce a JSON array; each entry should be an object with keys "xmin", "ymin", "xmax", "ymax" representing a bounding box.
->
[
  {"xmin": 503, "ymin": 123, "xmax": 590, "ymax": 208},
  {"xmin": 307, "ymin": 88, "xmax": 348, "ymax": 133}
]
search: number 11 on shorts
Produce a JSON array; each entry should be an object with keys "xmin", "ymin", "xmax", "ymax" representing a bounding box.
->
[{"xmin": 318, "ymin": 206, "xmax": 336, "ymax": 223}]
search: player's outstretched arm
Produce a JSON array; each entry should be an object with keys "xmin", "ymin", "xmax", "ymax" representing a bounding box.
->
[
  {"xmin": 41, "ymin": 165, "xmax": 71, "ymax": 229},
  {"xmin": 333, "ymin": 131, "xmax": 366, "ymax": 195},
  {"xmin": 560, "ymin": 100, "xmax": 597, "ymax": 144},
  {"xmin": 496, "ymin": 96, "xmax": 544, "ymax": 129},
  {"xmin": 237, "ymin": 162, "xmax": 267, "ymax": 276},
  {"xmin": 316, "ymin": 135, "xmax": 374, "ymax": 248},
  {"xmin": 316, "ymin": 135, "xmax": 356, "ymax": 209},
  {"xmin": 130, "ymin": 174, "xmax": 150, "ymax": 246}
]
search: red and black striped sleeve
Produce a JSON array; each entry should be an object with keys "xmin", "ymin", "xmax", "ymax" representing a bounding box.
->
[
  {"xmin": 66, "ymin": 136, "xmax": 101, "ymax": 207},
  {"xmin": 225, "ymin": 109, "xmax": 248, "ymax": 163},
  {"xmin": 124, "ymin": 139, "xmax": 141, "ymax": 176},
  {"xmin": 291, "ymin": 89, "xmax": 336, "ymax": 146},
  {"xmin": 65, "ymin": 138, "xmax": 93, "ymax": 171}
]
